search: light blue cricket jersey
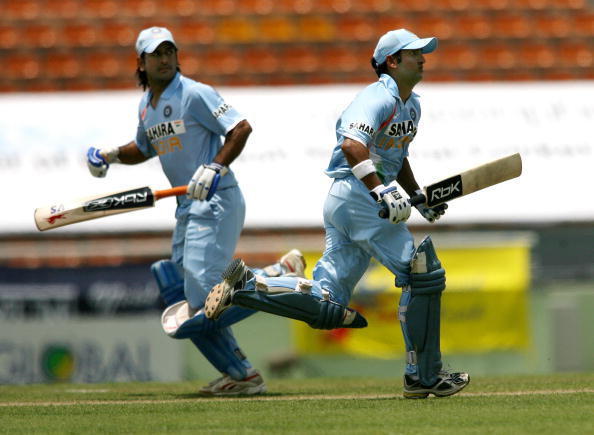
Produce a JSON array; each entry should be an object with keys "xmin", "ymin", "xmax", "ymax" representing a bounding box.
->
[
  {"xmin": 135, "ymin": 73, "xmax": 244, "ymax": 204},
  {"xmin": 325, "ymin": 74, "xmax": 422, "ymax": 184}
]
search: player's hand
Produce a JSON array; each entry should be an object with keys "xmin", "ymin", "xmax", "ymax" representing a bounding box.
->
[
  {"xmin": 87, "ymin": 147, "xmax": 109, "ymax": 178},
  {"xmin": 414, "ymin": 189, "xmax": 447, "ymax": 223},
  {"xmin": 371, "ymin": 181, "xmax": 411, "ymax": 224},
  {"xmin": 187, "ymin": 163, "xmax": 229, "ymax": 201}
]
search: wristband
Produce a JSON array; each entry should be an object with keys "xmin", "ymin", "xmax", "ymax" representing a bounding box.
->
[
  {"xmin": 351, "ymin": 159, "xmax": 376, "ymax": 180},
  {"xmin": 102, "ymin": 147, "xmax": 121, "ymax": 164}
]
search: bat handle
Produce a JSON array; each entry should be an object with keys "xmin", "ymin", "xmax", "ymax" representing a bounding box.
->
[
  {"xmin": 154, "ymin": 185, "xmax": 188, "ymax": 200},
  {"xmin": 378, "ymin": 194, "xmax": 426, "ymax": 219}
]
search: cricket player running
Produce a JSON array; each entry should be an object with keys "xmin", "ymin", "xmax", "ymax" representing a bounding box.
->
[
  {"xmin": 86, "ymin": 27, "xmax": 305, "ymax": 396},
  {"xmin": 205, "ymin": 29, "xmax": 470, "ymax": 398}
]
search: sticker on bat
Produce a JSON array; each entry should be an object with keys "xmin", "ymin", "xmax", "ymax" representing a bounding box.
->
[
  {"xmin": 426, "ymin": 175, "xmax": 462, "ymax": 207},
  {"xmin": 83, "ymin": 187, "xmax": 154, "ymax": 212}
]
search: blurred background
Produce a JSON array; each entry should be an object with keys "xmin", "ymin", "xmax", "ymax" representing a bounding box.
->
[{"xmin": 0, "ymin": 0, "xmax": 592, "ymax": 384}]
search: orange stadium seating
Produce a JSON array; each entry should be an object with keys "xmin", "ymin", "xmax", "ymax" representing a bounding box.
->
[{"xmin": 0, "ymin": 0, "xmax": 592, "ymax": 91}]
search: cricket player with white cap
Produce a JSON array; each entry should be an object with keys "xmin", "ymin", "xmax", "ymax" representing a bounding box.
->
[
  {"xmin": 85, "ymin": 26, "xmax": 306, "ymax": 396},
  {"xmin": 205, "ymin": 29, "xmax": 470, "ymax": 398}
]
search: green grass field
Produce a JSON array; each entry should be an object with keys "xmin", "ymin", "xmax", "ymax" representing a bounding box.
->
[{"xmin": 1, "ymin": 373, "xmax": 592, "ymax": 434}]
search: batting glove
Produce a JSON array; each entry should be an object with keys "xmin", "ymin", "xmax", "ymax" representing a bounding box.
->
[
  {"xmin": 86, "ymin": 147, "xmax": 109, "ymax": 178},
  {"xmin": 413, "ymin": 189, "xmax": 447, "ymax": 223},
  {"xmin": 187, "ymin": 163, "xmax": 229, "ymax": 201},
  {"xmin": 371, "ymin": 181, "xmax": 411, "ymax": 224}
]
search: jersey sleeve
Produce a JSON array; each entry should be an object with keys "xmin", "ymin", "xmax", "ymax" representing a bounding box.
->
[
  {"xmin": 186, "ymin": 83, "xmax": 245, "ymax": 136},
  {"xmin": 336, "ymin": 86, "xmax": 394, "ymax": 146},
  {"xmin": 134, "ymin": 98, "xmax": 156, "ymax": 158}
]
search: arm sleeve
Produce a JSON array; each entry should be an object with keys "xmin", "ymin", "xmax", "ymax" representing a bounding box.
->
[
  {"xmin": 134, "ymin": 100, "xmax": 156, "ymax": 158},
  {"xmin": 186, "ymin": 83, "xmax": 245, "ymax": 136},
  {"xmin": 336, "ymin": 88, "xmax": 394, "ymax": 146}
]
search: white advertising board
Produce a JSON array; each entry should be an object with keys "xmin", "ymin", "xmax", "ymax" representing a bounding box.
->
[{"xmin": 0, "ymin": 81, "xmax": 592, "ymax": 233}]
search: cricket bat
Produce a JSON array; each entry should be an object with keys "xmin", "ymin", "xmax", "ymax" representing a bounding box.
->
[
  {"xmin": 34, "ymin": 185, "xmax": 188, "ymax": 231},
  {"xmin": 379, "ymin": 153, "xmax": 522, "ymax": 218}
]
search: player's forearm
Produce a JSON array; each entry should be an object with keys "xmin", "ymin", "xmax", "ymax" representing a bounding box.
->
[
  {"xmin": 342, "ymin": 138, "xmax": 383, "ymax": 190},
  {"xmin": 214, "ymin": 120, "xmax": 252, "ymax": 166},
  {"xmin": 396, "ymin": 158, "xmax": 420, "ymax": 196},
  {"xmin": 114, "ymin": 142, "xmax": 149, "ymax": 165}
]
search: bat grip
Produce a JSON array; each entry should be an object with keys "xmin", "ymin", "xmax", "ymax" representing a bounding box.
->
[
  {"xmin": 154, "ymin": 185, "xmax": 188, "ymax": 200},
  {"xmin": 378, "ymin": 194, "xmax": 426, "ymax": 219}
]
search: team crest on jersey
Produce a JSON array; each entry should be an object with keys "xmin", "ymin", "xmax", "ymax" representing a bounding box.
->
[
  {"xmin": 146, "ymin": 120, "xmax": 186, "ymax": 141},
  {"xmin": 349, "ymin": 122, "xmax": 376, "ymax": 136},
  {"xmin": 410, "ymin": 108, "xmax": 417, "ymax": 121},
  {"xmin": 386, "ymin": 120, "xmax": 415, "ymax": 137},
  {"xmin": 163, "ymin": 105, "xmax": 172, "ymax": 117}
]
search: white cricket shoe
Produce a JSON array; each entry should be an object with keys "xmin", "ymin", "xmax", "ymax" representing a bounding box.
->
[
  {"xmin": 263, "ymin": 249, "xmax": 307, "ymax": 278},
  {"xmin": 198, "ymin": 368, "xmax": 266, "ymax": 396}
]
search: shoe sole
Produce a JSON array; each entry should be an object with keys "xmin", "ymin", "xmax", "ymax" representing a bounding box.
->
[
  {"xmin": 204, "ymin": 258, "xmax": 246, "ymax": 320},
  {"xmin": 403, "ymin": 377, "xmax": 470, "ymax": 399}
]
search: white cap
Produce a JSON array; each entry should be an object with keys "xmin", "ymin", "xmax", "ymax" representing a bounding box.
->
[
  {"xmin": 135, "ymin": 27, "xmax": 176, "ymax": 56},
  {"xmin": 373, "ymin": 29, "xmax": 438, "ymax": 65}
]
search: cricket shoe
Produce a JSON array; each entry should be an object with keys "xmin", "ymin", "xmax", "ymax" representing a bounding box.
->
[
  {"xmin": 263, "ymin": 249, "xmax": 307, "ymax": 278},
  {"xmin": 205, "ymin": 258, "xmax": 253, "ymax": 320},
  {"xmin": 403, "ymin": 370, "xmax": 470, "ymax": 399},
  {"xmin": 198, "ymin": 368, "xmax": 267, "ymax": 396}
]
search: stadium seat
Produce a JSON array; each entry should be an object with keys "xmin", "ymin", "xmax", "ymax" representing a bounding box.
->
[
  {"xmin": 201, "ymin": 48, "xmax": 241, "ymax": 75},
  {"xmin": 0, "ymin": 26, "xmax": 19, "ymax": 50},
  {"xmin": 6, "ymin": 54, "xmax": 40, "ymax": 80},
  {"xmin": 574, "ymin": 13, "xmax": 594, "ymax": 36},
  {"xmin": 454, "ymin": 14, "xmax": 493, "ymax": 39},
  {"xmin": 480, "ymin": 43, "xmax": 517, "ymax": 69},
  {"xmin": 336, "ymin": 16, "xmax": 374, "ymax": 42},
  {"xmin": 258, "ymin": 17, "xmax": 297, "ymax": 42},
  {"xmin": 518, "ymin": 43, "xmax": 555, "ymax": 68},
  {"xmin": 416, "ymin": 15, "xmax": 454, "ymax": 40},
  {"xmin": 85, "ymin": 52, "xmax": 124, "ymax": 78},
  {"xmin": 161, "ymin": 0, "xmax": 197, "ymax": 17},
  {"xmin": 319, "ymin": 45, "xmax": 360, "ymax": 72},
  {"xmin": 297, "ymin": 16, "xmax": 336, "ymax": 41},
  {"xmin": 45, "ymin": 53, "xmax": 81, "ymax": 79},
  {"xmin": 217, "ymin": 17, "xmax": 258, "ymax": 43},
  {"xmin": 22, "ymin": 25, "xmax": 58, "ymax": 49},
  {"xmin": 437, "ymin": 45, "xmax": 478, "ymax": 71},
  {"xmin": 175, "ymin": 21, "xmax": 216, "ymax": 45},
  {"xmin": 82, "ymin": 0, "xmax": 120, "ymax": 19},
  {"xmin": 549, "ymin": 0, "xmax": 587, "ymax": 10},
  {"xmin": 97, "ymin": 23, "xmax": 137, "ymax": 48},
  {"xmin": 558, "ymin": 41, "xmax": 593, "ymax": 68},
  {"xmin": 44, "ymin": 0, "xmax": 81, "ymax": 19},
  {"xmin": 534, "ymin": 13, "xmax": 572, "ymax": 38},
  {"xmin": 237, "ymin": 0, "xmax": 275, "ymax": 15},
  {"xmin": 492, "ymin": 12, "xmax": 532, "ymax": 39},
  {"xmin": 61, "ymin": 23, "xmax": 98, "ymax": 47},
  {"xmin": 4, "ymin": 0, "xmax": 41, "ymax": 20},
  {"xmin": 280, "ymin": 45, "xmax": 320, "ymax": 73},
  {"xmin": 375, "ymin": 16, "xmax": 414, "ymax": 36},
  {"xmin": 241, "ymin": 47, "xmax": 280, "ymax": 74},
  {"xmin": 120, "ymin": 0, "xmax": 159, "ymax": 18},
  {"xmin": 471, "ymin": 0, "xmax": 511, "ymax": 10}
]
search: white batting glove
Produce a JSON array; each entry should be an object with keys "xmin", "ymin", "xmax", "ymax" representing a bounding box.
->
[
  {"xmin": 371, "ymin": 181, "xmax": 411, "ymax": 224},
  {"xmin": 86, "ymin": 146, "xmax": 119, "ymax": 178},
  {"xmin": 187, "ymin": 163, "xmax": 229, "ymax": 201},
  {"xmin": 414, "ymin": 189, "xmax": 448, "ymax": 223}
]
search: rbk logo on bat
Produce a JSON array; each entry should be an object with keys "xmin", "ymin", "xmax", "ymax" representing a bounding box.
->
[
  {"xmin": 83, "ymin": 187, "xmax": 154, "ymax": 212},
  {"xmin": 426, "ymin": 175, "xmax": 463, "ymax": 207}
]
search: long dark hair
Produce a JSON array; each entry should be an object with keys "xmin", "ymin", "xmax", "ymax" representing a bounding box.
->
[{"xmin": 135, "ymin": 52, "xmax": 181, "ymax": 91}]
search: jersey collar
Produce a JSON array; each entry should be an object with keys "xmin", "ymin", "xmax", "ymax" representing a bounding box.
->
[
  {"xmin": 379, "ymin": 73, "xmax": 419, "ymax": 102},
  {"xmin": 159, "ymin": 72, "xmax": 182, "ymax": 100}
]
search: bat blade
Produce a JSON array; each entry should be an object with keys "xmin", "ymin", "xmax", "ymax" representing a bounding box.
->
[
  {"xmin": 34, "ymin": 186, "xmax": 157, "ymax": 231},
  {"xmin": 423, "ymin": 153, "xmax": 522, "ymax": 207}
]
